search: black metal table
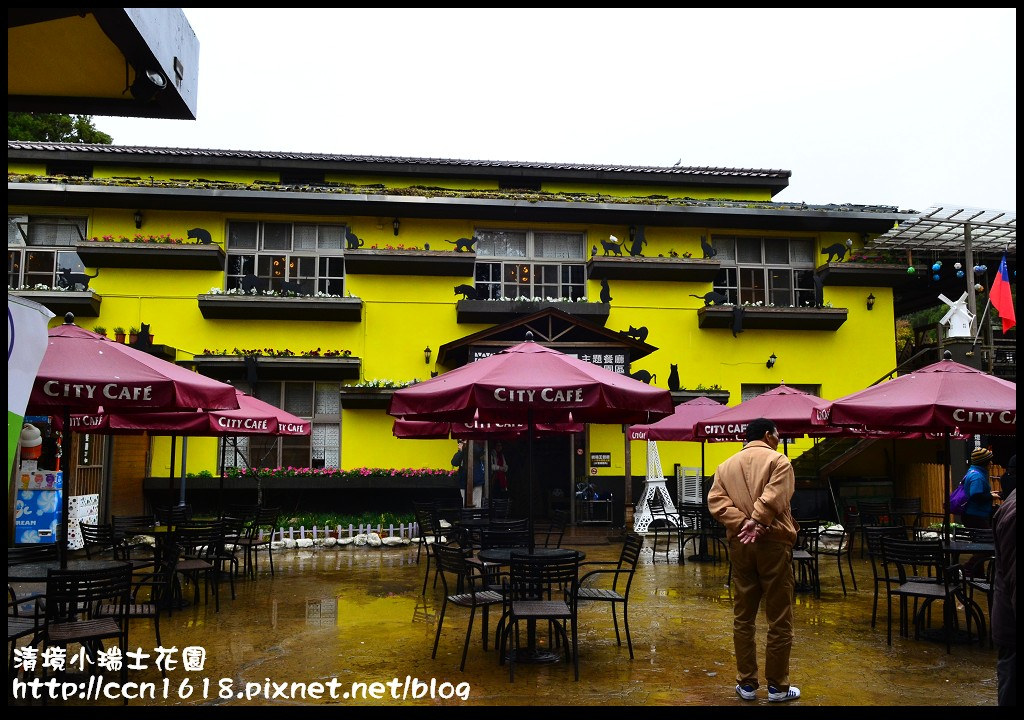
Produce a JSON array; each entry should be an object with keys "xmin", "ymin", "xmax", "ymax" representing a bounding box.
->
[
  {"xmin": 7, "ymin": 558, "xmax": 130, "ymax": 583},
  {"xmin": 476, "ymin": 547, "xmax": 586, "ymax": 664}
]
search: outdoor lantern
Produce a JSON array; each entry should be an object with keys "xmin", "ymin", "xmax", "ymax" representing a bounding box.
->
[
  {"xmin": 766, "ymin": 353, "xmax": 777, "ymax": 369},
  {"xmin": 866, "ymin": 293, "xmax": 875, "ymax": 311},
  {"xmin": 134, "ymin": 210, "xmax": 143, "ymax": 229},
  {"xmin": 424, "ymin": 346, "xmax": 431, "ymax": 364},
  {"xmin": 393, "ymin": 218, "xmax": 400, "ymax": 236},
  {"xmin": 129, "ymin": 67, "xmax": 167, "ymax": 102}
]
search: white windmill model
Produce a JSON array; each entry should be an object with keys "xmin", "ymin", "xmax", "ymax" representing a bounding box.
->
[{"xmin": 938, "ymin": 291, "xmax": 975, "ymax": 338}]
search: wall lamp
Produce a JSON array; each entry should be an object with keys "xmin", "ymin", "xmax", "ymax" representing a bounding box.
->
[
  {"xmin": 424, "ymin": 346, "xmax": 432, "ymax": 364},
  {"xmin": 766, "ymin": 353, "xmax": 777, "ymax": 369},
  {"xmin": 134, "ymin": 210, "xmax": 143, "ymax": 229},
  {"xmin": 129, "ymin": 67, "xmax": 167, "ymax": 102},
  {"xmin": 866, "ymin": 293, "xmax": 876, "ymax": 311},
  {"xmin": 393, "ymin": 218, "xmax": 401, "ymax": 236}
]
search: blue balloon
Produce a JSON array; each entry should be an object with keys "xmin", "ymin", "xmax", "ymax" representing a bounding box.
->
[
  {"xmin": 933, "ymin": 274, "xmax": 941, "ymax": 281},
  {"xmin": 956, "ymin": 270, "xmax": 965, "ymax": 278},
  {"xmin": 932, "ymin": 262, "xmax": 941, "ymax": 272}
]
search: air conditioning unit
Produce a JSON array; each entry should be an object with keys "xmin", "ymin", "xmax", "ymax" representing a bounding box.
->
[{"xmin": 676, "ymin": 465, "xmax": 702, "ymax": 505}]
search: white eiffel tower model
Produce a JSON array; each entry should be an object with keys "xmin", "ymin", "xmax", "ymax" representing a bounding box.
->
[{"xmin": 633, "ymin": 439, "xmax": 681, "ymax": 533}]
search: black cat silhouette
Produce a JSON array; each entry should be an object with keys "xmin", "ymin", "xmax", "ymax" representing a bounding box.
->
[
  {"xmin": 187, "ymin": 227, "xmax": 212, "ymax": 244},
  {"xmin": 812, "ymin": 272, "xmax": 824, "ymax": 308},
  {"xmin": 627, "ymin": 226, "xmax": 647, "ymax": 257},
  {"xmin": 430, "ymin": 371, "xmax": 439, "ymax": 378},
  {"xmin": 667, "ymin": 364, "xmax": 681, "ymax": 392},
  {"xmin": 454, "ymin": 284, "xmax": 479, "ymax": 300},
  {"xmin": 600, "ymin": 279, "xmax": 612, "ymax": 304},
  {"xmin": 345, "ymin": 229, "xmax": 364, "ymax": 249},
  {"xmin": 56, "ymin": 267, "xmax": 99, "ymax": 291},
  {"xmin": 279, "ymin": 279, "xmax": 305, "ymax": 296},
  {"xmin": 691, "ymin": 291, "xmax": 729, "ymax": 306},
  {"xmin": 732, "ymin": 306, "xmax": 745, "ymax": 337},
  {"xmin": 601, "ymin": 236, "xmax": 624, "ymax": 256},
  {"xmin": 446, "ymin": 237, "xmax": 477, "ymax": 252},
  {"xmin": 240, "ymin": 273, "xmax": 267, "ymax": 294},
  {"xmin": 821, "ymin": 242, "xmax": 849, "ymax": 263},
  {"xmin": 700, "ymin": 235, "xmax": 717, "ymax": 259},
  {"xmin": 621, "ymin": 325, "xmax": 648, "ymax": 343},
  {"xmin": 629, "ymin": 369, "xmax": 656, "ymax": 384},
  {"xmin": 131, "ymin": 322, "xmax": 154, "ymax": 350}
]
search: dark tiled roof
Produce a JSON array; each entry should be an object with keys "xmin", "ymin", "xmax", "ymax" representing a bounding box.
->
[{"xmin": 6, "ymin": 141, "xmax": 791, "ymax": 180}]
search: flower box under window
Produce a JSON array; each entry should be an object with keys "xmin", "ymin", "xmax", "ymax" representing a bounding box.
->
[
  {"xmin": 815, "ymin": 262, "xmax": 909, "ymax": 288},
  {"xmin": 187, "ymin": 355, "xmax": 361, "ymax": 382},
  {"xmin": 670, "ymin": 390, "xmax": 730, "ymax": 405},
  {"xmin": 339, "ymin": 387, "xmax": 397, "ymax": 409},
  {"xmin": 343, "ymin": 249, "xmax": 476, "ymax": 276},
  {"xmin": 456, "ymin": 300, "xmax": 610, "ymax": 325},
  {"xmin": 9, "ymin": 289, "xmax": 101, "ymax": 317},
  {"xmin": 696, "ymin": 306, "xmax": 848, "ymax": 331},
  {"xmin": 76, "ymin": 242, "xmax": 226, "ymax": 270},
  {"xmin": 587, "ymin": 256, "xmax": 720, "ymax": 282},
  {"xmin": 197, "ymin": 294, "xmax": 362, "ymax": 321}
]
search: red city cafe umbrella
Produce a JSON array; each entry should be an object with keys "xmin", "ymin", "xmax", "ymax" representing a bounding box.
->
[
  {"xmin": 25, "ymin": 315, "xmax": 240, "ymax": 565},
  {"xmin": 393, "ymin": 418, "xmax": 584, "ymax": 440},
  {"xmin": 388, "ymin": 337, "xmax": 673, "ymax": 542},
  {"xmin": 68, "ymin": 389, "xmax": 310, "ymax": 509},
  {"xmin": 694, "ymin": 384, "xmax": 841, "ymax": 447},
  {"xmin": 628, "ymin": 396, "xmax": 731, "ymax": 481},
  {"xmin": 813, "ymin": 355, "xmax": 1016, "ymax": 540}
]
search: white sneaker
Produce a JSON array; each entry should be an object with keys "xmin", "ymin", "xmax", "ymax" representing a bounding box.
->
[
  {"xmin": 735, "ymin": 684, "xmax": 757, "ymax": 701},
  {"xmin": 768, "ymin": 685, "xmax": 801, "ymax": 702}
]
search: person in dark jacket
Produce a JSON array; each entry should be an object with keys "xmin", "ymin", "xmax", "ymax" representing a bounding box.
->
[{"xmin": 992, "ymin": 488, "xmax": 1016, "ymax": 706}]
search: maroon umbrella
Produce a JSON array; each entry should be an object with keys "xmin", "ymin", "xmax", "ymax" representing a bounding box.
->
[
  {"xmin": 389, "ymin": 336, "xmax": 673, "ymax": 542},
  {"xmin": 393, "ymin": 418, "xmax": 584, "ymax": 440},
  {"xmin": 813, "ymin": 354, "xmax": 1016, "ymax": 540},
  {"xmin": 70, "ymin": 389, "xmax": 310, "ymax": 437},
  {"xmin": 68, "ymin": 389, "xmax": 309, "ymax": 508},
  {"xmin": 694, "ymin": 384, "xmax": 841, "ymax": 444},
  {"xmin": 25, "ymin": 314, "xmax": 239, "ymax": 565}
]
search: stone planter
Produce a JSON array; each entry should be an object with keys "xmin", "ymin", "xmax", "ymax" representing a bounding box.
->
[
  {"xmin": 456, "ymin": 299, "xmax": 610, "ymax": 325},
  {"xmin": 587, "ymin": 256, "xmax": 720, "ymax": 282},
  {"xmin": 696, "ymin": 306, "xmax": 848, "ymax": 331},
  {"xmin": 8, "ymin": 289, "xmax": 101, "ymax": 317}
]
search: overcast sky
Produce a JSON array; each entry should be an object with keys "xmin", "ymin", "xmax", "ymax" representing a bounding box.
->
[{"xmin": 93, "ymin": 8, "xmax": 1017, "ymax": 213}]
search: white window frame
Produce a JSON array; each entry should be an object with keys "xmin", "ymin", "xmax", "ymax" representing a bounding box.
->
[
  {"xmin": 225, "ymin": 220, "xmax": 346, "ymax": 296},
  {"xmin": 7, "ymin": 214, "xmax": 89, "ymax": 289},
  {"xmin": 712, "ymin": 235, "xmax": 817, "ymax": 308},
  {"xmin": 473, "ymin": 229, "xmax": 587, "ymax": 301}
]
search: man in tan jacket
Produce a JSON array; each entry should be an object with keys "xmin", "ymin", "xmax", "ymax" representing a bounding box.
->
[{"xmin": 707, "ymin": 417, "xmax": 800, "ymax": 703}]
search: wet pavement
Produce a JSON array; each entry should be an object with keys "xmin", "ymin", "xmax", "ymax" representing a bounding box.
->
[{"xmin": 10, "ymin": 532, "xmax": 999, "ymax": 707}]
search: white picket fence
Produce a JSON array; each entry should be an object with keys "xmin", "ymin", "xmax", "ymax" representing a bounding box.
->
[{"xmin": 258, "ymin": 522, "xmax": 421, "ymax": 543}]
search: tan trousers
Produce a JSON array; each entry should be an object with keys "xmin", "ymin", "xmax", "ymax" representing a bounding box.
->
[{"xmin": 729, "ymin": 538, "xmax": 795, "ymax": 690}]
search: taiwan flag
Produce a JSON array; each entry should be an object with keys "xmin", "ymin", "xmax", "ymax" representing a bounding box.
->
[{"xmin": 990, "ymin": 254, "xmax": 1016, "ymax": 333}]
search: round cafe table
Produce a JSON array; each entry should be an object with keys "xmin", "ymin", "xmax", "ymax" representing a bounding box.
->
[
  {"xmin": 7, "ymin": 558, "xmax": 130, "ymax": 583},
  {"xmin": 476, "ymin": 547, "xmax": 586, "ymax": 664}
]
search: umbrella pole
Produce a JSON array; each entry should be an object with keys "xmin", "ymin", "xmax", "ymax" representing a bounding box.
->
[
  {"xmin": 178, "ymin": 437, "xmax": 189, "ymax": 507},
  {"xmin": 59, "ymin": 405, "xmax": 70, "ymax": 568},
  {"xmin": 943, "ymin": 431, "xmax": 952, "ymax": 544},
  {"xmin": 167, "ymin": 435, "xmax": 177, "ymax": 501},
  {"xmin": 528, "ymin": 407, "xmax": 535, "ymax": 552}
]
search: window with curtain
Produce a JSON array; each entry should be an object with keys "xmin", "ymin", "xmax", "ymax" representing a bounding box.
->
[
  {"xmin": 221, "ymin": 381, "xmax": 340, "ymax": 471},
  {"xmin": 226, "ymin": 221, "xmax": 345, "ymax": 296},
  {"xmin": 473, "ymin": 229, "xmax": 586, "ymax": 300},
  {"xmin": 8, "ymin": 214, "xmax": 89, "ymax": 289},
  {"xmin": 711, "ymin": 235, "xmax": 816, "ymax": 307}
]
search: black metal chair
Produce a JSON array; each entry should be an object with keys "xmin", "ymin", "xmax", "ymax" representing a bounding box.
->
[
  {"xmin": 881, "ymin": 536, "xmax": 984, "ymax": 653},
  {"xmin": 111, "ymin": 514, "xmax": 158, "ymax": 567},
  {"xmin": 41, "ymin": 562, "xmax": 133, "ymax": 684},
  {"xmin": 175, "ymin": 522, "xmax": 224, "ymax": 611},
  {"xmin": 646, "ymin": 492, "xmax": 682, "ymax": 563},
  {"xmin": 430, "ymin": 543, "xmax": 505, "ymax": 672},
  {"xmin": 576, "ymin": 534, "xmax": 643, "ymax": 658},
  {"xmin": 792, "ymin": 519, "xmax": 821, "ymax": 597},
  {"xmin": 854, "ymin": 500, "xmax": 893, "ymax": 557},
  {"xmin": 79, "ymin": 521, "xmax": 118, "ymax": 560},
  {"xmin": 414, "ymin": 505, "xmax": 445, "ymax": 594},
  {"xmin": 891, "ymin": 497, "xmax": 923, "ymax": 535},
  {"xmin": 863, "ymin": 525, "xmax": 910, "ymax": 628},
  {"xmin": 500, "ymin": 551, "xmax": 581, "ymax": 682},
  {"xmin": 812, "ymin": 523, "xmax": 857, "ymax": 596},
  {"xmin": 536, "ymin": 509, "xmax": 568, "ymax": 549},
  {"xmin": 235, "ymin": 507, "xmax": 280, "ymax": 579},
  {"xmin": 8, "ymin": 586, "xmax": 44, "ymax": 677}
]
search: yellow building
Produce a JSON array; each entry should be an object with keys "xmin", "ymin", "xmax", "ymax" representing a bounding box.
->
[{"xmin": 9, "ymin": 141, "xmax": 923, "ymax": 522}]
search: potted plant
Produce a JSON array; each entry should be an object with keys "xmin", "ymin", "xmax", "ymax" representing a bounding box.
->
[
  {"xmin": 92, "ymin": 325, "xmax": 107, "ymax": 337},
  {"xmin": 128, "ymin": 326, "xmax": 139, "ymax": 344},
  {"xmin": 113, "ymin": 326, "xmax": 126, "ymax": 343}
]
